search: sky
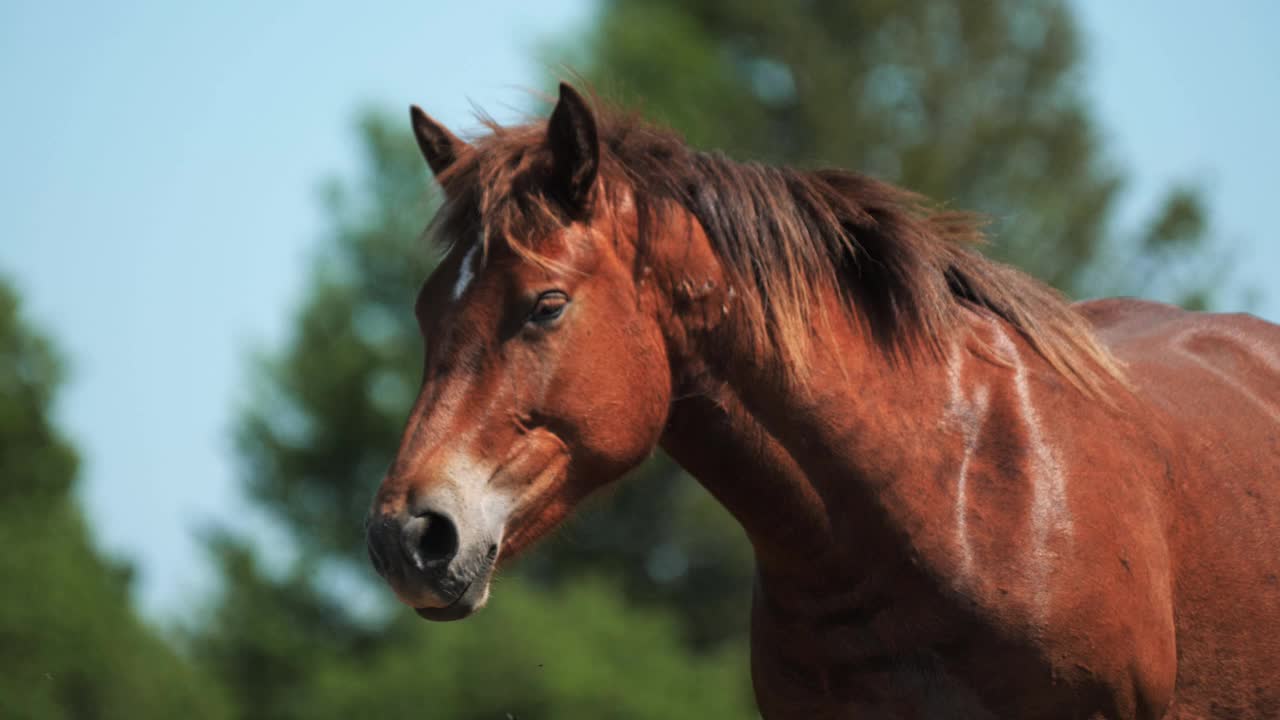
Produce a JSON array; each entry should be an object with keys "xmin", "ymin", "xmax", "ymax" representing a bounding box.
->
[{"xmin": 1, "ymin": 1, "xmax": 1277, "ymax": 618}]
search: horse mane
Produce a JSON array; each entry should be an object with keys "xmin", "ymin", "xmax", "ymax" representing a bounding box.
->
[{"xmin": 430, "ymin": 98, "xmax": 1126, "ymax": 397}]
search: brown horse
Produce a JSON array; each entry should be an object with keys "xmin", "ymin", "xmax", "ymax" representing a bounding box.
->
[{"xmin": 366, "ymin": 83, "xmax": 1280, "ymax": 718}]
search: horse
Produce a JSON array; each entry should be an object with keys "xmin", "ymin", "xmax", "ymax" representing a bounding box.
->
[{"xmin": 365, "ymin": 83, "xmax": 1280, "ymax": 718}]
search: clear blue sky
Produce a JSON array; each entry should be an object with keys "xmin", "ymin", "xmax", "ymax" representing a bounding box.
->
[{"xmin": 2, "ymin": 1, "xmax": 1276, "ymax": 618}]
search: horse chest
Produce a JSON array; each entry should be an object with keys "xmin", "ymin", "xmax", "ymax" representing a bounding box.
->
[
  {"xmin": 749, "ymin": 584, "xmax": 1130, "ymax": 719},
  {"xmin": 748, "ymin": 585, "xmax": 1034, "ymax": 719}
]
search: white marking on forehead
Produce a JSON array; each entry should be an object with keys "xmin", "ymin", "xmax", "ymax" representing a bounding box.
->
[{"xmin": 452, "ymin": 239, "xmax": 482, "ymax": 301}]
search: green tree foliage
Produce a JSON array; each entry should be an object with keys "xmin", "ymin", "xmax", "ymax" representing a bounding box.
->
[
  {"xmin": 0, "ymin": 279, "xmax": 229, "ymax": 720},
  {"xmin": 199, "ymin": 0, "xmax": 1228, "ymax": 714},
  {"xmin": 193, "ymin": 539, "xmax": 752, "ymax": 719},
  {"xmin": 564, "ymin": 0, "xmax": 1215, "ymax": 297},
  {"xmin": 235, "ymin": 116, "xmax": 435, "ymax": 564}
]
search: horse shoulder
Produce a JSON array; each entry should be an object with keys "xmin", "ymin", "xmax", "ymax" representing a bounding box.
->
[{"xmin": 924, "ymin": 316, "xmax": 1182, "ymax": 716}]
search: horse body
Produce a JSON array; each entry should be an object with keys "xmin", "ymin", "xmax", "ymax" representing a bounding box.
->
[
  {"xmin": 1086, "ymin": 300, "xmax": 1280, "ymax": 717},
  {"xmin": 367, "ymin": 84, "xmax": 1280, "ymax": 718},
  {"xmin": 669, "ymin": 294, "xmax": 1280, "ymax": 717}
]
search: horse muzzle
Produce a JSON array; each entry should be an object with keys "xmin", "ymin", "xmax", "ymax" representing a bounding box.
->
[{"xmin": 365, "ymin": 505, "xmax": 498, "ymax": 621}]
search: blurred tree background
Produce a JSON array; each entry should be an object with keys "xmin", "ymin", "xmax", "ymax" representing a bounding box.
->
[
  {"xmin": 0, "ymin": 279, "xmax": 230, "ymax": 719},
  {"xmin": 5, "ymin": 1, "xmax": 1225, "ymax": 717}
]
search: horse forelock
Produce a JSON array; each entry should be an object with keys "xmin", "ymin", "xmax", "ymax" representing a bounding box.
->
[{"xmin": 424, "ymin": 95, "xmax": 1128, "ymax": 399}]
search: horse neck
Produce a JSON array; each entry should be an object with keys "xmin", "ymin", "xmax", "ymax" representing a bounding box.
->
[{"xmin": 658, "ymin": 283, "xmax": 966, "ymax": 594}]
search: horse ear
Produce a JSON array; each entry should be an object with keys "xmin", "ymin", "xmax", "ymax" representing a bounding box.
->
[
  {"xmin": 409, "ymin": 105, "xmax": 468, "ymax": 177},
  {"xmin": 546, "ymin": 82, "xmax": 599, "ymax": 212}
]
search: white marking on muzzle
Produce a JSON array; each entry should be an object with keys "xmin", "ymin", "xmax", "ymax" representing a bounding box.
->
[{"xmin": 437, "ymin": 452, "xmax": 516, "ymax": 534}]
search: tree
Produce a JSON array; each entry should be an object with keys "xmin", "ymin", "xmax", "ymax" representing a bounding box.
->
[
  {"xmin": 560, "ymin": 0, "xmax": 1216, "ymax": 299},
  {"xmin": 192, "ymin": 538, "xmax": 753, "ymax": 720},
  {"xmin": 234, "ymin": 116, "xmax": 435, "ymax": 565},
  {"xmin": 0, "ymin": 278, "xmax": 229, "ymax": 719}
]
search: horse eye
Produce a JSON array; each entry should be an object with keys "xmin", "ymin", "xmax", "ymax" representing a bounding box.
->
[{"xmin": 528, "ymin": 291, "xmax": 569, "ymax": 326}]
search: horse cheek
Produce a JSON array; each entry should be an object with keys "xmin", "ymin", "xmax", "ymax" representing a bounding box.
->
[{"xmin": 580, "ymin": 321, "xmax": 669, "ymax": 473}]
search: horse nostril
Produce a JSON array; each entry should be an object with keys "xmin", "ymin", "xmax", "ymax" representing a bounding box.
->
[
  {"xmin": 418, "ymin": 513, "xmax": 458, "ymax": 565},
  {"xmin": 403, "ymin": 511, "xmax": 459, "ymax": 569},
  {"xmin": 366, "ymin": 516, "xmax": 398, "ymax": 577}
]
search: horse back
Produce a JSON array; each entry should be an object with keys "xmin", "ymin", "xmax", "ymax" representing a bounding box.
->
[{"xmin": 1078, "ymin": 297, "xmax": 1280, "ymax": 467}]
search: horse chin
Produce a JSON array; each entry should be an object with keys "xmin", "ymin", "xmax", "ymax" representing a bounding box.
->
[
  {"xmin": 414, "ymin": 579, "xmax": 490, "ymax": 622},
  {"xmin": 414, "ymin": 602, "xmax": 475, "ymax": 622}
]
